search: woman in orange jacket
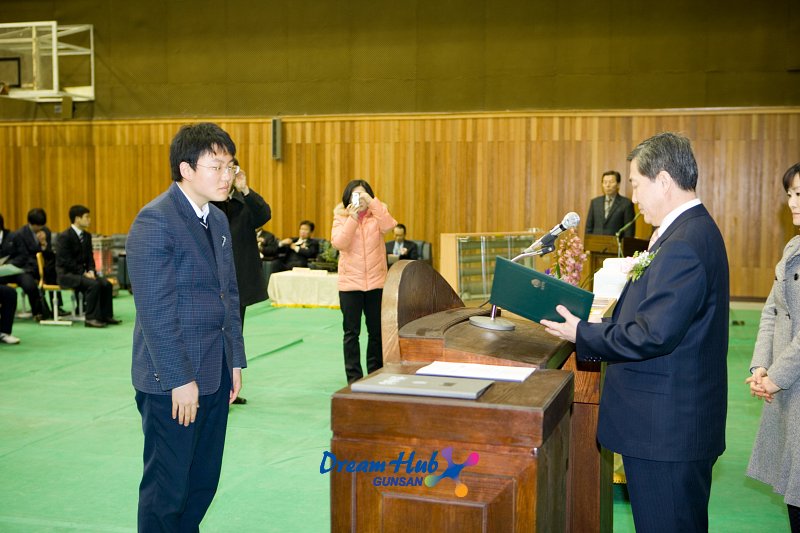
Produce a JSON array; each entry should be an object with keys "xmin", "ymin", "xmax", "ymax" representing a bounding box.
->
[{"xmin": 331, "ymin": 180, "xmax": 398, "ymax": 383}]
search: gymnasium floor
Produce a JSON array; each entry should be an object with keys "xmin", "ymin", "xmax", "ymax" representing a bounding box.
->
[{"xmin": 0, "ymin": 294, "xmax": 790, "ymax": 531}]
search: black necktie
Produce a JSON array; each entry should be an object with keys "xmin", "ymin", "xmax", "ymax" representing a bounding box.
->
[{"xmin": 198, "ymin": 216, "xmax": 215, "ymax": 252}]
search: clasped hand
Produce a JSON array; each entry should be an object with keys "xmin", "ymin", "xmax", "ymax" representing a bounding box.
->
[{"xmin": 745, "ymin": 367, "xmax": 780, "ymax": 403}]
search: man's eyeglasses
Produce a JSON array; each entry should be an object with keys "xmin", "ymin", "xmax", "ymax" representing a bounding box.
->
[{"xmin": 196, "ymin": 163, "xmax": 240, "ymax": 176}]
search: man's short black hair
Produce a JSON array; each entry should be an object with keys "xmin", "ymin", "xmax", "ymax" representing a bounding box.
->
[
  {"xmin": 602, "ymin": 170, "xmax": 621, "ymax": 184},
  {"xmin": 27, "ymin": 208, "xmax": 46, "ymax": 226},
  {"xmin": 299, "ymin": 220, "xmax": 315, "ymax": 232},
  {"xmin": 169, "ymin": 123, "xmax": 237, "ymax": 182},
  {"xmin": 628, "ymin": 132, "xmax": 698, "ymax": 192},
  {"xmin": 69, "ymin": 205, "xmax": 90, "ymax": 223},
  {"xmin": 395, "ymin": 223, "xmax": 407, "ymax": 233}
]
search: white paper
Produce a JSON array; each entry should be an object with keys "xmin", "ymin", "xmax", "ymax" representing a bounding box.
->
[{"xmin": 416, "ymin": 361, "xmax": 534, "ymax": 382}]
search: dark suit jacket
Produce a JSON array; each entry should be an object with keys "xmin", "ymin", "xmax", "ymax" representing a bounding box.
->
[
  {"xmin": 585, "ymin": 194, "xmax": 636, "ymax": 237},
  {"xmin": 211, "ymin": 189, "xmax": 271, "ymax": 306},
  {"xmin": 0, "ymin": 229, "xmax": 13, "ymax": 259},
  {"xmin": 10, "ymin": 224, "xmax": 53, "ymax": 276},
  {"xmin": 385, "ymin": 239, "xmax": 419, "ymax": 260},
  {"xmin": 127, "ymin": 183, "xmax": 247, "ymax": 396},
  {"xmin": 279, "ymin": 237, "xmax": 320, "ymax": 268},
  {"xmin": 54, "ymin": 227, "xmax": 96, "ymax": 289},
  {"xmin": 576, "ymin": 204, "xmax": 729, "ymax": 462}
]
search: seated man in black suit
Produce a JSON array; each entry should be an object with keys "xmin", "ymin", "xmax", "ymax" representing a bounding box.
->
[
  {"xmin": 55, "ymin": 205, "xmax": 120, "ymax": 328},
  {"xmin": 278, "ymin": 220, "xmax": 319, "ymax": 269},
  {"xmin": 585, "ymin": 170, "xmax": 636, "ymax": 237},
  {"xmin": 257, "ymin": 227, "xmax": 280, "ymax": 260},
  {"xmin": 0, "ymin": 208, "xmax": 54, "ymax": 321},
  {"xmin": 385, "ymin": 223, "xmax": 418, "ymax": 265},
  {"xmin": 0, "ymin": 213, "xmax": 12, "ymax": 259}
]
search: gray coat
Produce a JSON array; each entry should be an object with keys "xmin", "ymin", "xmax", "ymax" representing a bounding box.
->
[{"xmin": 747, "ymin": 236, "xmax": 800, "ymax": 506}]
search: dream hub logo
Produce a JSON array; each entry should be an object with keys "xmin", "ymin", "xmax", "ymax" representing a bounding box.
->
[
  {"xmin": 320, "ymin": 446, "xmax": 479, "ymax": 497},
  {"xmin": 424, "ymin": 447, "xmax": 480, "ymax": 497}
]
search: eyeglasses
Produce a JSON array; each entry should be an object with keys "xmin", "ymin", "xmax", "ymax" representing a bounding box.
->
[{"xmin": 195, "ymin": 163, "xmax": 240, "ymax": 176}]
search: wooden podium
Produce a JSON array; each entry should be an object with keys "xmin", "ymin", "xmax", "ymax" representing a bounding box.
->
[
  {"xmin": 584, "ymin": 234, "xmax": 649, "ymax": 279},
  {"xmin": 328, "ymin": 260, "xmax": 613, "ymax": 531},
  {"xmin": 583, "ymin": 234, "xmax": 620, "ymax": 278},
  {"xmin": 331, "ymin": 363, "xmax": 573, "ymax": 532}
]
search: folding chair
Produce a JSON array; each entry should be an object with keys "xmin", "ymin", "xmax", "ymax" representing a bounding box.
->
[{"xmin": 36, "ymin": 252, "xmax": 72, "ymax": 326}]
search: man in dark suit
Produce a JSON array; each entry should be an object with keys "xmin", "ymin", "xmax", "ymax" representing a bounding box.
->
[
  {"xmin": 542, "ymin": 132, "xmax": 729, "ymax": 532},
  {"xmin": 127, "ymin": 123, "xmax": 247, "ymax": 530},
  {"xmin": 278, "ymin": 220, "xmax": 320, "ymax": 269},
  {"xmin": 0, "ymin": 208, "xmax": 53, "ymax": 320},
  {"xmin": 0, "ymin": 213, "xmax": 13, "ymax": 259},
  {"xmin": 211, "ymin": 157, "xmax": 271, "ymax": 405},
  {"xmin": 385, "ymin": 223, "xmax": 418, "ymax": 264},
  {"xmin": 54, "ymin": 205, "xmax": 119, "ymax": 328},
  {"xmin": 585, "ymin": 170, "xmax": 637, "ymax": 237}
]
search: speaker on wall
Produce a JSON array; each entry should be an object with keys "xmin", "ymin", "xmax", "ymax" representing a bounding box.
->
[
  {"xmin": 60, "ymin": 96, "xmax": 74, "ymax": 120},
  {"xmin": 271, "ymin": 117, "xmax": 282, "ymax": 160}
]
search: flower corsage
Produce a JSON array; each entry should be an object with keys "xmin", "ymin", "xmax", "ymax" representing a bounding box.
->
[{"xmin": 619, "ymin": 250, "xmax": 658, "ymax": 282}]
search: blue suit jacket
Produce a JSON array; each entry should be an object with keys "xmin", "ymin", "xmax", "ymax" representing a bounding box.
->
[
  {"xmin": 127, "ymin": 183, "xmax": 247, "ymax": 396},
  {"xmin": 576, "ymin": 204, "xmax": 729, "ymax": 462}
]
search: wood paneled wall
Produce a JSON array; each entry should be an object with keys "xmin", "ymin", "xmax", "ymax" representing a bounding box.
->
[{"xmin": 1, "ymin": 109, "xmax": 798, "ymax": 298}]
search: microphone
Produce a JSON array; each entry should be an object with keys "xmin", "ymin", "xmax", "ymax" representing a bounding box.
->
[
  {"xmin": 523, "ymin": 212, "xmax": 580, "ymax": 253},
  {"xmin": 615, "ymin": 212, "xmax": 642, "ymax": 238}
]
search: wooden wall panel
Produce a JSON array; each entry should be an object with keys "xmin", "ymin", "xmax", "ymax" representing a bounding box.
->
[{"xmin": 1, "ymin": 109, "xmax": 798, "ymax": 298}]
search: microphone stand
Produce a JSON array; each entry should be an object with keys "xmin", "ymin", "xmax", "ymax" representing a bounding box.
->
[
  {"xmin": 614, "ymin": 213, "xmax": 641, "ymax": 258},
  {"xmin": 469, "ymin": 244, "xmax": 555, "ymax": 331}
]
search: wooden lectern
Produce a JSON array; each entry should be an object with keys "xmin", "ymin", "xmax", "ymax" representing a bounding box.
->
[
  {"xmin": 329, "ymin": 260, "xmax": 613, "ymax": 532},
  {"xmin": 584, "ymin": 235, "xmax": 649, "ymax": 280},
  {"xmin": 331, "ymin": 363, "xmax": 573, "ymax": 532},
  {"xmin": 583, "ymin": 234, "xmax": 620, "ymax": 278}
]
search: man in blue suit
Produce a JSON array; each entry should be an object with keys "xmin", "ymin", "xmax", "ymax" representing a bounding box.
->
[
  {"xmin": 542, "ymin": 132, "xmax": 729, "ymax": 532},
  {"xmin": 127, "ymin": 123, "xmax": 247, "ymax": 531}
]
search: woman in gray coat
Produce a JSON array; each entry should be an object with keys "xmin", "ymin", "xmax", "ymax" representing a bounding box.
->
[{"xmin": 746, "ymin": 162, "xmax": 800, "ymax": 532}]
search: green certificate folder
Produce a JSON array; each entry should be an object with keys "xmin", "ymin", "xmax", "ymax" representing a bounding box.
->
[{"xmin": 490, "ymin": 256, "xmax": 594, "ymax": 323}]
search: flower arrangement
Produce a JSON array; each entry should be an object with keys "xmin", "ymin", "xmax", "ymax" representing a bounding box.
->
[
  {"xmin": 544, "ymin": 228, "xmax": 587, "ymax": 286},
  {"xmin": 619, "ymin": 250, "xmax": 658, "ymax": 282}
]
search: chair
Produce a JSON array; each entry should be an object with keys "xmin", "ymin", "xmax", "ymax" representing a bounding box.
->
[
  {"xmin": 35, "ymin": 252, "xmax": 72, "ymax": 326},
  {"xmin": 408, "ymin": 240, "xmax": 432, "ymax": 265}
]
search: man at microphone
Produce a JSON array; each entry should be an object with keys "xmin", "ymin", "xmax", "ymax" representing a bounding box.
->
[
  {"xmin": 585, "ymin": 170, "xmax": 636, "ymax": 237},
  {"xmin": 542, "ymin": 133, "xmax": 729, "ymax": 533}
]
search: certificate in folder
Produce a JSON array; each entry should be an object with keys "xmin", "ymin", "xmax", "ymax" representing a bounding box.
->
[{"xmin": 490, "ymin": 256, "xmax": 594, "ymax": 322}]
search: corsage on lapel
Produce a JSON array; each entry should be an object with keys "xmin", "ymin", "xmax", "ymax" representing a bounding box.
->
[{"xmin": 620, "ymin": 250, "xmax": 658, "ymax": 282}]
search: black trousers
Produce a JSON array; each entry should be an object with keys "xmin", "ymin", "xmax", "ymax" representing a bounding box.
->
[
  {"xmin": 0, "ymin": 272, "xmax": 43, "ymax": 317},
  {"xmin": 0, "ymin": 285, "xmax": 17, "ymax": 334},
  {"xmin": 789, "ymin": 504, "xmax": 800, "ymax": 533},
  {"xmin": 135, "ymin": 357, "xmax": 231, "ymax": 532},
  {"xmin": 75, "ymin": 276, "xmax": 114, "ymax": 321},
  {"xmin": 339, "ymin": 289, "xmax": 383, "ymax": 383},
  {"xmin": 623, "ymin": 455, "xmax": 716, "ymax": 533}
]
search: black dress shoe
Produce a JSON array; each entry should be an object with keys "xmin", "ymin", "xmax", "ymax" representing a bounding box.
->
[
  {"xmin": 85, "ymin": 319, "xmax": 107, "ymax": 328},
  {"xmin": 104, "ymin": 318, "xmax": 122, "ymax": 325},
  {"xmin": 232, "ymin": 396, "xmax": 247, "ymax": 405}
]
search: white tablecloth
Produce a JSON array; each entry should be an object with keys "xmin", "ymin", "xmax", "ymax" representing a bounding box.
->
[{"xmin": 267, "ymin": 269, "xmax": 340, "ymax": 308}]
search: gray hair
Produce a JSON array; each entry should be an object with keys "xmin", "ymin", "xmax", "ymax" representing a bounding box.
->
[{"xmin": 627, "ymin": 132, "xmax": 698, "ymax": 191}]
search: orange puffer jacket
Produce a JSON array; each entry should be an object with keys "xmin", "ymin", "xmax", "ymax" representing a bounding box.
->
[{"xmin": 331, "ymin": 199, "xmax": 397, "ymax": 292}]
